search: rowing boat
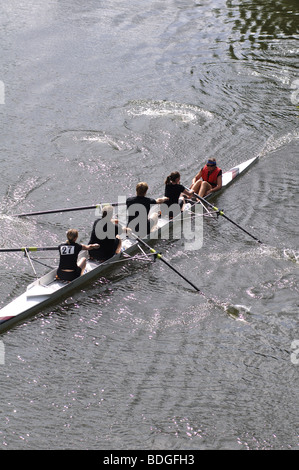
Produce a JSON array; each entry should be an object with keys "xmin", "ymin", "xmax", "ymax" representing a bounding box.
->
[{"xmin": 0, "ymin": 156, "xmax": 258, "ymax": 333}]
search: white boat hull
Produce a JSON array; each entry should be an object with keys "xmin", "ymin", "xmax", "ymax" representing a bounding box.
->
[{"xmin": 0, "ymin": 156, "xmax": 258, "ymax": 333}]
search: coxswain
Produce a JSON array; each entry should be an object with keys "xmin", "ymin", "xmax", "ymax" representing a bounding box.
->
[
  {"xmin": 190, "ymin": 158, "xmax": 222, "ymax": 197},
  {"xmin": 57, "ymin": 229, "xmax": 99, "ymax": 281}
]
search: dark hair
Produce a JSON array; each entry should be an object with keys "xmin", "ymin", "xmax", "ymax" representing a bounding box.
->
[{"xmin": 165, "ymin": 171, "xmax": 180, "ymax": 185}]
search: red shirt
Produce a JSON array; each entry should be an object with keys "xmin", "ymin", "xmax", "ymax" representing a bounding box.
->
[{"xmin": 201, "ymin": 165, "xmax": 222, "ymax": 187}]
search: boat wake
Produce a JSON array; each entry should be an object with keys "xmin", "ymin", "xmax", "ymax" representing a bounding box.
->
[
  {"xmin": 282, "ymin": 248, "xmax": 299, "ymax": 263},
  {"xmin": 125, "ymin": 99, "xmax": 213, "ymax": 124},
  {"xmin": 259, "ymin": 128, "xmax": 299, "ymax": 158},
  {"xmin": 223, "ymin": 303, "xmax": 251, "ymax": 322},
  {"xmin": 206, "ymin": 296, "xmax": 251, "ymax": 322},
  {"xmin": 1, "ymin": 175, "xmax": 50, "ymax": 216},
  {"xmin": 53, "ymin": 129, "xmax": 138, "ymax": 155},
  {"xmin": 259, "ymin": 243, "xmax": 299, "ymax": 264}
]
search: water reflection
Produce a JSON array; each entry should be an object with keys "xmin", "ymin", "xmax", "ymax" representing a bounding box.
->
[{"xmin": 227, "ymin": 0, "xmax": 299, "ymax": 51}]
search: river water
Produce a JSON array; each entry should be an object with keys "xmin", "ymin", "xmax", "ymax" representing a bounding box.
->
[{"xmin": 0, "ymin": 0, "xmax": 298, "ymax": 450}]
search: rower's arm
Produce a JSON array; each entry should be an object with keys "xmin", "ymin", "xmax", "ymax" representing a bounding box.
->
[
  {"xmin": 82, "ymin": 243, "xmax": 100, "ymax": 250},
  {"xmin": 156, "ymin": 196, "xmax": 169, "ymax": 204},
  {"xmin": 209, "ymin": 175, "xmax": 222, "ymax": 193},
  {"xmin": 192, "ymin": 170, "xmax": 202, "ymax": 185},
  {"xmin": 182, "ymin": 188, "xmax": 194, "ymax": 197}
]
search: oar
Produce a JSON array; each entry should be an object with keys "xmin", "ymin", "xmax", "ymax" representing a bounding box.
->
[
  {"xmin": 0, "ymin": 246, "xmax": 58, "ymax": 253},
  {"xmin": 190, "ymin": 191, "xmax": 263, "ymax": 244},
  {"xmin": 13, "ymin": 201, "xmax": 126, "ymax": 217},
  {"xmin": 131, "ymin": 233, "xmax": 206, "ymax": 296},
  {"xmin": 132, "ymin": 234, "xmax": 250, "ymax": 319}
]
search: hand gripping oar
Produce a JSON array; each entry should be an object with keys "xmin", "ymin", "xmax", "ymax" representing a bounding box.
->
[
  {"xmin": 131, "ymin": 233, "xmax": 206, "ymax": 296},
  {"xmin": 0, "ymin": 246, "xmax": 58, "ymax": 253},
  {"xmin": 13, "ymin": 202, "xmax": 126, "ymax": 217},
  {"xmin": 191, "ymin": 191, "xmax": 263, "ymax": 244}
]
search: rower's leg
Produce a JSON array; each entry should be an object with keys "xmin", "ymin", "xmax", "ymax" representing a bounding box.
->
[
  {"xmin": 190, "ymin": 180, "xmax": 202, "ymax": 194},
  {"xmin": 78, "ymin": 257, "xmax": 87, "ymax": 275},
  {"xmin": 115, "ymin": 237, "xmax": 122, "ymax": 254},
  {"xmin": 198, "ymin": 181, "xmax": 211, "ymax": 197}
]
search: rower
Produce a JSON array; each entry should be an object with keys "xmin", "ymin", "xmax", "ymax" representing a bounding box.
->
[
  {"xmin": 88, "ymin": 205, "xmax": 122, "ymax": 262},
  {"xmin": 164, "ymin": 171, "xmax": 195, "ymax": 217},
  {"xmin": 190, "ymin": 158, "xmax": 222, "ymax": 198},
  {"xmin": 57, "ymin": 229, "xmax": 99, "ymax": 281},
  {"xmin": 126, "ymin": 182, "xmax": 168, "ymax": 237}
]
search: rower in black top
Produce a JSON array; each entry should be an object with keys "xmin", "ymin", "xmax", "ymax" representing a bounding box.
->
[
  {"xmin": 126, "ymin": 182, "xmax": 168, "ymax": 237},
  {"xmin": 88, "ymin": 205, "xmax": 122, "ymax": 261},
  {"xmin": 164, "ymin": 171, "xmax": 195, "ymax": 217},
  {"xmin": 57, "ymin": 229, "xmax": 99, "ymax": 281}
]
